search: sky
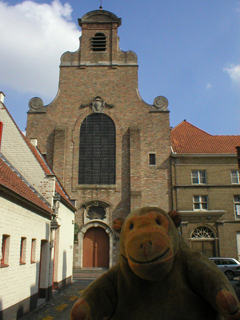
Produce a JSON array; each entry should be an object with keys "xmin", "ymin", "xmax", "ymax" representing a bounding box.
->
[{"xmin": 0, "ymin": 0, "xmax": 240, "ymax": 135}]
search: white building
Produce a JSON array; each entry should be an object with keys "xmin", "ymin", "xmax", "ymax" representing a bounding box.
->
[{"xmin": 0, "ymin": 93, "xmax": 76, "ymax": 319}]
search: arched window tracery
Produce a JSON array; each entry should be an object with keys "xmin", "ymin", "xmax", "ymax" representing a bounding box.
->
[{"xmin": 79, "ymin": 113, "xmax": 116, "ymax": 185}]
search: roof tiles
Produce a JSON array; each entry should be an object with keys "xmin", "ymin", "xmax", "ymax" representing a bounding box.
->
[
  {"xmin": 0, "ymin": 156, "xmax": 52, "ymax": 214},
  {"xmin": 171, "ymin": 120, "xmax": 240, "ymax": 154}
]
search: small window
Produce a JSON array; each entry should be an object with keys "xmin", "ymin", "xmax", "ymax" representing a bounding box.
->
[
  {"xmin": 231, "ymin": 171, "xmax": 240, "ymax": 184},
  {"xmin": 91, "ymin": 33, "xmax": 106, "ymax": 52},
  {"xmin": 149, "ymin": 153, "xmax": 156, "ymax": 166},
  {"xmin": 234, "ymin": 195, "xmax": 240, "ymax": 217},
  {"xmin": 31, "ymin": 239, "xmax": 36, "ymax": 263},
  {"xmin": 20, "ymin": 237, "xmax": 27, "ymax": 265},
  {"xmin": 192, "ymin": 170, "xmax": 206, "ymax": 184},
  {"xmin": 193, "ymin": 195, "xmax": 208, "ymax": 210},
  {"xmin": 1, "ymin": 235, "xmax": 10, "ymax": 267}
]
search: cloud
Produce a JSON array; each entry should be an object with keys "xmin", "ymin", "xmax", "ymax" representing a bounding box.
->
[
  {"xmin": 0, "ymin": 0, "xmax": 80, "ymax": 100},
  {"xmin": 224, "ymin": 64, "xmax": 240, "ymax": 86},
  {"xmin": 206, "ymin": 83, "xmax": 212, "ymax": 90}
]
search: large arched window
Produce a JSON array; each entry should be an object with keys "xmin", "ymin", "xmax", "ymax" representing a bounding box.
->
[{"xmin": 79, "ymin": 113, "xmax": 116, "ymax": 184}]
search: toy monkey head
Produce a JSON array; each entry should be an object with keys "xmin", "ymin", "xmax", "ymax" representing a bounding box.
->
[{"xmin": 119, "ymin": 207, "xmax": 181, "ymax": 281}]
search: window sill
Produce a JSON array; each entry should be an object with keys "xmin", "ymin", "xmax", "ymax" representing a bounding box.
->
[
  {"xmin": 192, "ymin": 183, "xmax": 207, "ymax": 185},
  {"xmin": 77, "ymin": 184, "xmax": 116, "ymax": 190}
]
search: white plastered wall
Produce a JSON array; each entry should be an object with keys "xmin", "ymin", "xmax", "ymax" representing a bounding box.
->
[
  {"xmin": 0, "ymin": 196, "xmax": 51, "ymax": 311},
  {"xmin": 0, "ymin": 105, "xmax": 47, "ymax": 195},
  {"xmin": 53, "ymin": 202, "xmax": 74, "ymax": 283}
]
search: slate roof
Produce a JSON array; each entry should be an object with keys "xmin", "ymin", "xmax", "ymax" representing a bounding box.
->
[
  {"xmin": 171, "ymin": 120, "xmax": 240, "ymax": 155},
  {"xmin": 0, "ymin": 154, "xmax": 52, "ymax": 215}
]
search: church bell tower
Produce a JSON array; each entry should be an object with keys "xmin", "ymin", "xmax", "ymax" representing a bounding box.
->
[{"xmin": 78, "ymin": 10, "xmax": 121, "ymax": 67}]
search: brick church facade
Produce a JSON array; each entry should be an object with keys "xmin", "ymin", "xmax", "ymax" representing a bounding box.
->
[{"xmin": 26, "ymin": 10, "xmax": 172, "ymax": 270}]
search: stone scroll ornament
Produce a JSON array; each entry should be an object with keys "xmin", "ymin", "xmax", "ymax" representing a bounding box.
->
[
  {"xmin": 71, "ymin": 207, "xmax": 240, "ymax": 320},
  {"xmin": 153, "ymin": 96, "xmax": 169, "ymax": 111},
  {"xmin": 81, "ymin": 96, "xmax": 114, "ymax": 113},
  {"xmin": 28, "ymin": 97, "xmax": 44, "ymax": 111}
]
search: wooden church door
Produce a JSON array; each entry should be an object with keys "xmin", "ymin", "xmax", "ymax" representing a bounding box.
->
[{"xmin": 83, "ymin": 227, "xmax": 109, "ymax": 268}]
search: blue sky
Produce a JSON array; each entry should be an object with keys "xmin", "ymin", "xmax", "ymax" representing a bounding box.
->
[{"xmin": 0, "ymin": 0, "xmax": 240, "ymax": 134}]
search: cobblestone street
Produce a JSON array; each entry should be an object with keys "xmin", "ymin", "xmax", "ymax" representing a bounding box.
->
[
  {"xmin": 20, "ymin": 280, "xmax": 92, "ymax": 320},
  {"xmin": 19, "ymin": 278, "xmax": 240, "ymax": 320}
]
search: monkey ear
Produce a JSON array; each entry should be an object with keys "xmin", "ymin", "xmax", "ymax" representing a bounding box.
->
[
  {"xmin": 113, "ymin": 217, "xmax": 125, "ymax": 233},
  {"xmin": 168, "ymin": 211, "xmax": 181, "ymax": 228}
]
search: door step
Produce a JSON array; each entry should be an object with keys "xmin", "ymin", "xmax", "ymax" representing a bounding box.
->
[{"xmin": 73, "ymin": 268, "xmax": 108, "ymax": 280}]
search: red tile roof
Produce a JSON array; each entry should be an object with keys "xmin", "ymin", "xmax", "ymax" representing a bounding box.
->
[
  {"xmin": 0, "ymin": 156, "xmax": 52, "ymax": 214},
  {"xmin": 171, "ymin": 120, "xmax": 240, "ymax": 154}
]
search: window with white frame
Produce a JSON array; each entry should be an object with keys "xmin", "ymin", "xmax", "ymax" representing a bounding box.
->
[
  {"xmin": 192, "ymin": 170, "xmax": 206, "ymax": 184},
  {"xmin": 234, "ymin": 196, "xmax": 240, "ymax": 217},
  {"xmin": 1, "ymin": 235, "xmax": 10, "ymax": 267},
  {"xmin": 193, "ymin": 196, "xmax": 208, "ymax": 210},
  {"xmin": 231, "ymin": 171, "xmax": 240, "ymax": 184}
]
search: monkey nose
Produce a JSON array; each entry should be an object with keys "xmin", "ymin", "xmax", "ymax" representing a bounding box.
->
[
  {"xmin": 140, "ymin": 241, "xmax": 153, "ymax": 258},
  {"xmin": 140, "ymin": 241, "xmax": 152, "ymax": 249}
]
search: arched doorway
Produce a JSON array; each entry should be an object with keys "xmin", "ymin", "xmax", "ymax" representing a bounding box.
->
[
  {"xmin": 83, "ymin": 227, "xmax": 109, "ymax": 268},
  {"xmin": 190, "ymin": 226, "xmax": 216, "ymax": 257}
]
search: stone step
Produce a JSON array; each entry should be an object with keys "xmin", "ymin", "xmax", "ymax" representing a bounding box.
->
[{"xmin": 73, "ymin": 268, "xmax": 108, "ymax": 279}]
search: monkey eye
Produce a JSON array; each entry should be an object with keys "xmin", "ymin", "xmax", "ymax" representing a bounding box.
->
[
  {"xmin": 129, "ymin": 223, "xmax": 134, "ymax": 230},
  {"xmin": 156, "ymin": 219, "xmax": 161, "ymax": 225}
]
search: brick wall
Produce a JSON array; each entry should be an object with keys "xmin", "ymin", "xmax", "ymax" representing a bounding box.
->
[
  {"xmin": 26, "ymin": 10, "xmax": 172, "ymax": 268},
  {"xmin": 171, "ymin": 155, "xmax": 240, "ymax": 259}
]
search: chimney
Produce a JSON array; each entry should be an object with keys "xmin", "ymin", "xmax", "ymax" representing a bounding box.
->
[{"xmin": 0, "ymin": 92, "xmax": 5, "ymax": 104}]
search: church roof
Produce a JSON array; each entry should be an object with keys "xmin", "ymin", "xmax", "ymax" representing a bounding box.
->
[
  {"xmin": 0, "ymin": 154, "xmax": 52, "ymax": 215},
  {"xmin": 78, "ymin": 9, "xmax": 121, "ymax": 27},
  {"xmin": 171, "ymin": 120, "xmax": 240, "ymax": 155}
]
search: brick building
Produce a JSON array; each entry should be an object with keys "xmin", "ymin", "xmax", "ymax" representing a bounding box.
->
[
  {"xmin": 26, "ymin": 8, "xmax": 240, "ymax": 272},
  {"xmin": 26, "ymin": 9, "xmax": 172, "ymax": 270},
  {"xmin": 171, "ymin": 120, "xmax": 240, "ymax": 260}
]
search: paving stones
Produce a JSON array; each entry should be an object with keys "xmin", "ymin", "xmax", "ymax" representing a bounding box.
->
[{"xmin": 20, "ymin": 280, "xmax": 92, "ymax": 320}]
